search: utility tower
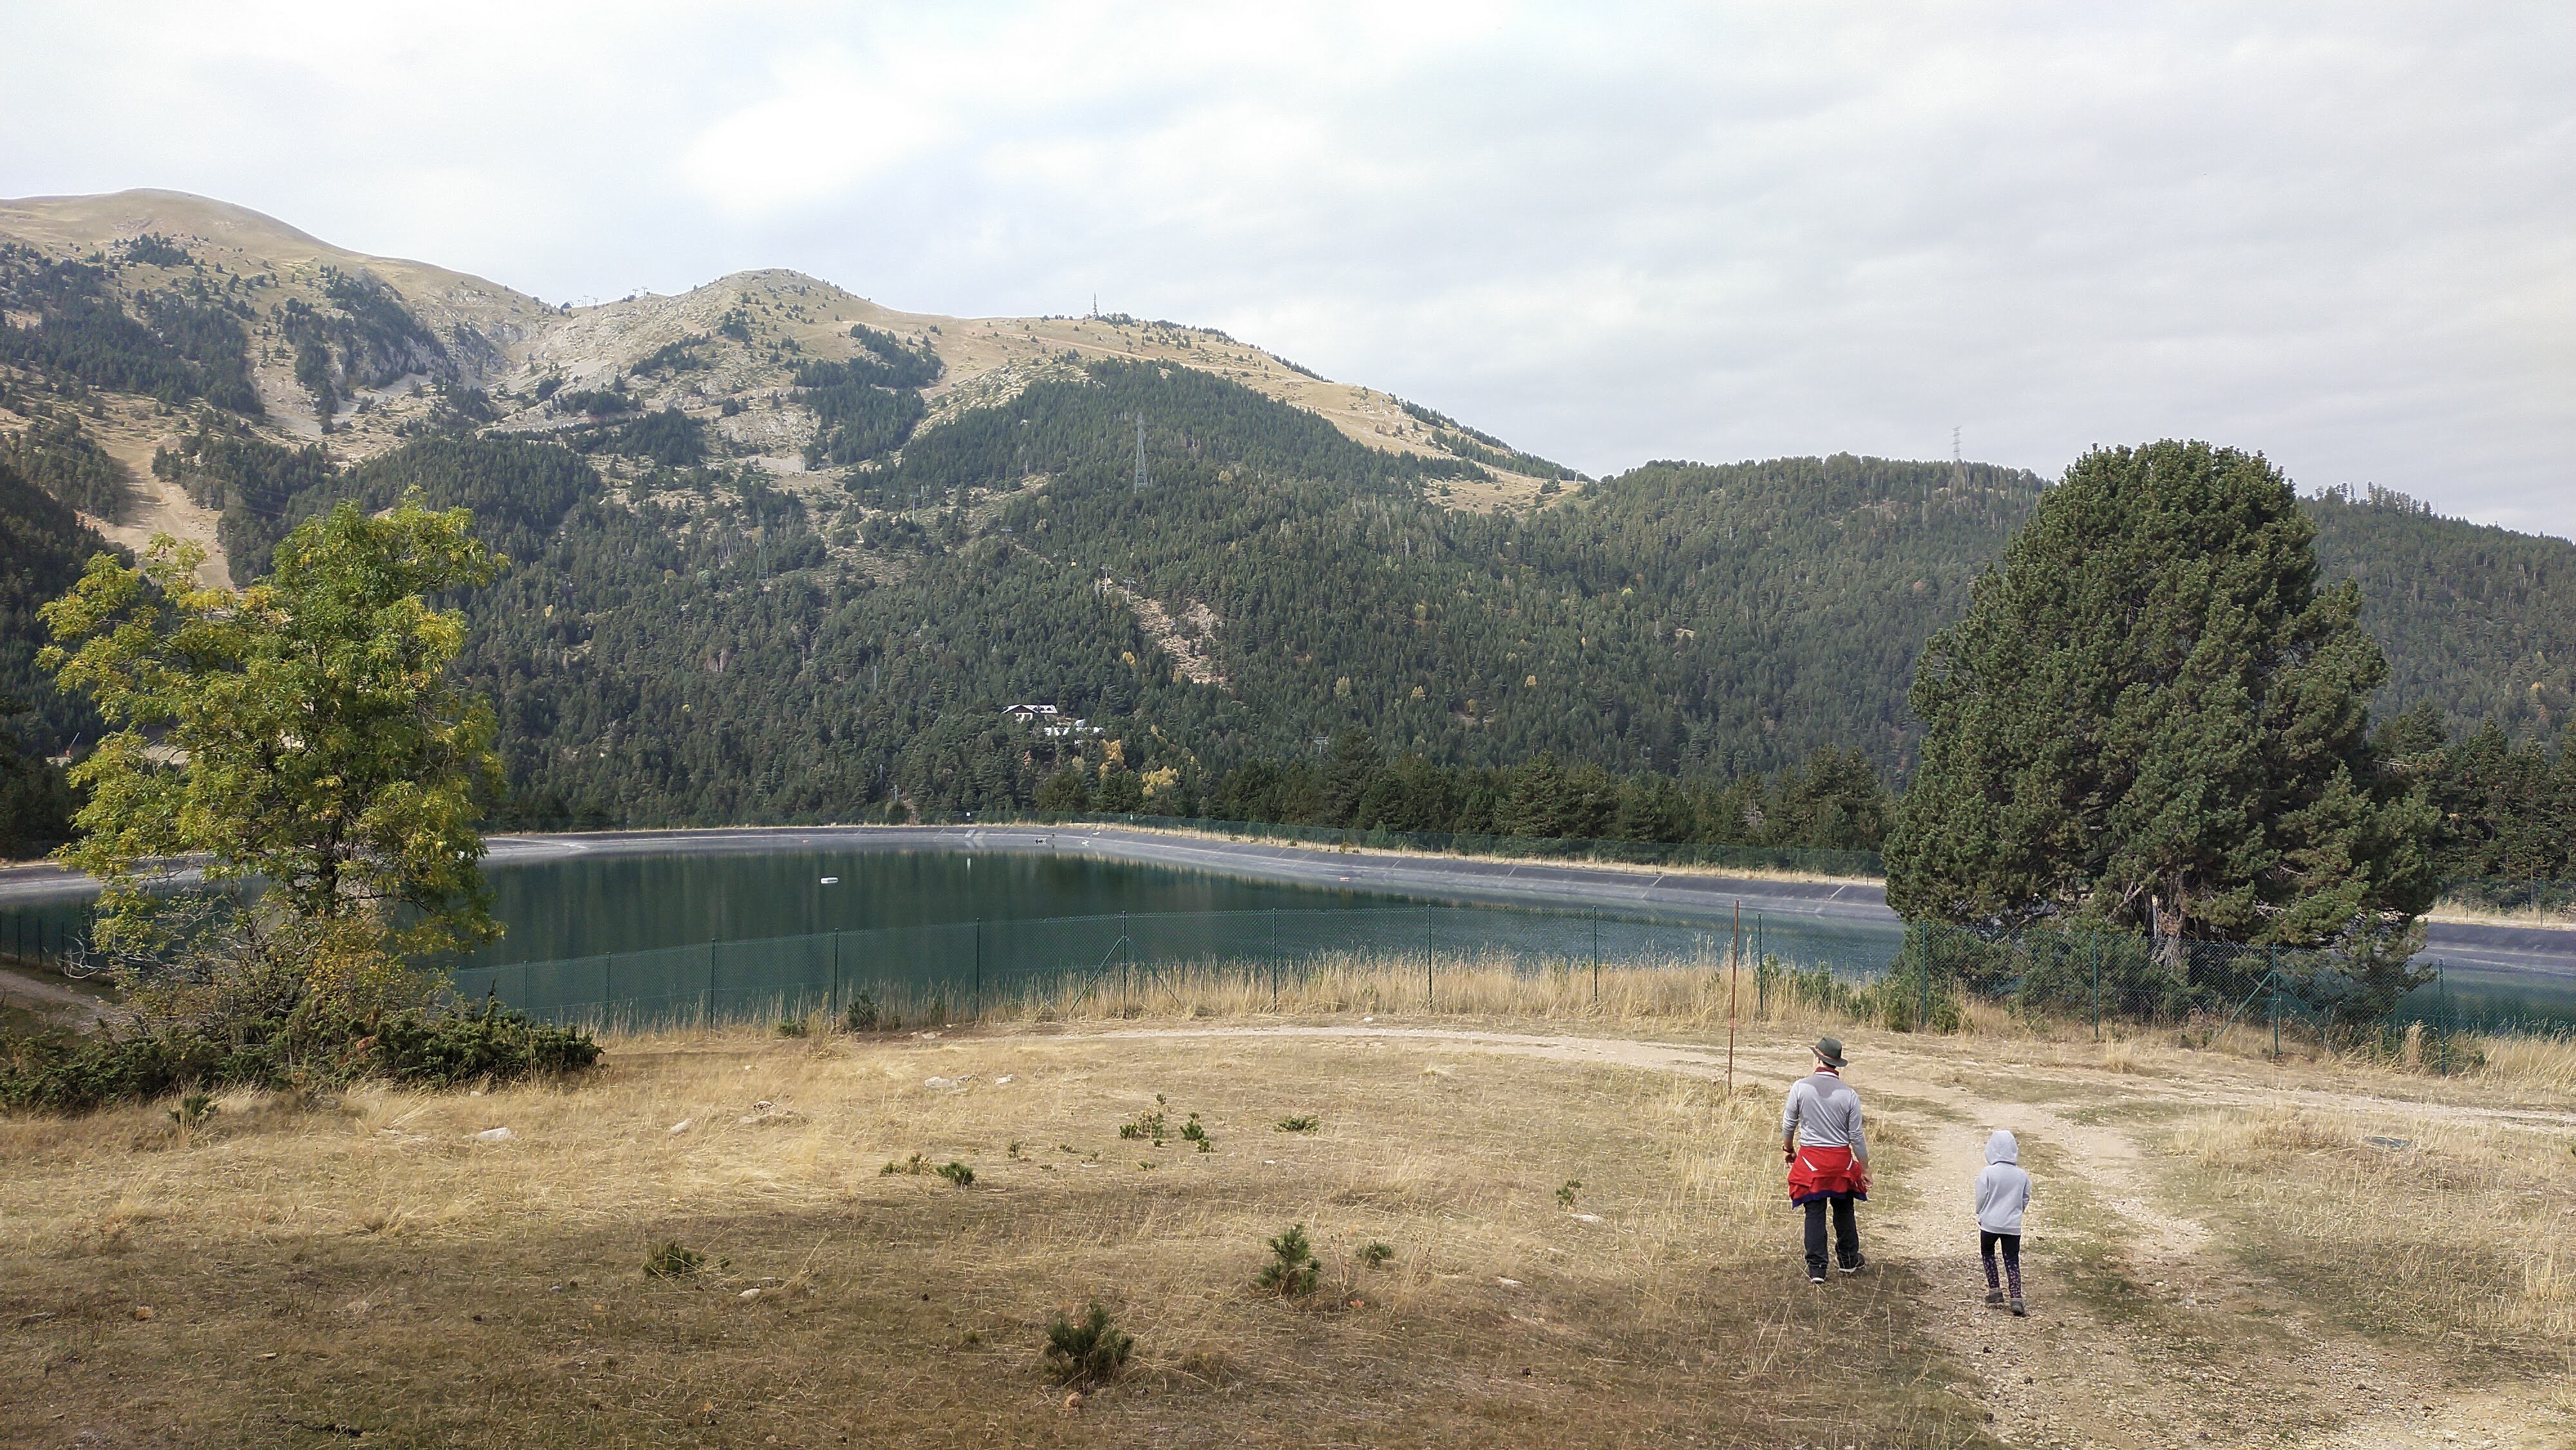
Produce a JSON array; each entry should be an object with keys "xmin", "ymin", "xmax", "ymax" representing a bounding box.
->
[
  {"xmin": 1133, "ymin": 415, "xmax": 1150, "ymax": 494},
  {"xmin": 1951, "ymin": 426, "xmax": 1966, "ymax": 491}
]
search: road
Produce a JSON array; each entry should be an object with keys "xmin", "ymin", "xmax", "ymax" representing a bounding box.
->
[{"xmin": 5, "ymin": 824, "xmax": 2568, "ymax": 976}]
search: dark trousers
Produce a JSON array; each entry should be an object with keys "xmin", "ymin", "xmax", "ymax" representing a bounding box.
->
[
  {"xmin": 1980, "ymin": 1230, "xmax": 2022, "ymax": 1297},
  {"xmin": 1803, "ymin": 1194, "xmax": 1859, "ymax": 1276}
]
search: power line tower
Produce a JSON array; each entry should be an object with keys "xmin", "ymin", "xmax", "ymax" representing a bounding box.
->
[
  {"xmin": 1132, "ymin": 415, "xmax": 1150, "ymax": 494},
  {"xmin": 1951, "ymin": 426, "xmax": 1966, "ymax": 491}
]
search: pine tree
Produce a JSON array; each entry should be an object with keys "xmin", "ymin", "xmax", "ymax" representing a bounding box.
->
[{"xmin": 1888, "ymin": 442, "xmax": 2438, "ymax": 977}]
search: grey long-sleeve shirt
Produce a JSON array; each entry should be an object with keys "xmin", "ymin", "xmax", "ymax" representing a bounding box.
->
[{"xmin": 1782, "ymin": 1069, "xmax": 1868, "ymax": 1158}]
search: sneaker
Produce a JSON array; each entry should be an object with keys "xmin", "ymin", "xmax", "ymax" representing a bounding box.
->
[
  {"xmin": 2009, "ymin": 1298, "xmax": 2027, "ymax": 1317},
  {"xmin": 1985, "ymin": 1289, "xmax": 2004, "ymax": 1306},
  {"xmin": 1809, "ymin": 1272, "xmax": 1827, "ymax": 1285},
  {"xmin": 1839, "ymin": 1255, "xmax": 1868, "ymax": 1275}
]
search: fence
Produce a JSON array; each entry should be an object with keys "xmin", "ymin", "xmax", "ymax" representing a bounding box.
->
[
  {"xmin": 437, "ymin": 903, "xmax": 1870, "ymax": 1028},
  {"xmin": 4, "ymin": 898, "xmax": 2564, "ymax": 1048},
  {"xmin": 1891, "ymin": 920, "xmax": 2556, "ymax": 1051}
]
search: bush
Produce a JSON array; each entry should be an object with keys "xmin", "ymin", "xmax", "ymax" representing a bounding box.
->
[
  {"xmin": 1044, "ymin": 1302, "xmax": 1133, "ymax": 1385},
  {"xmin": 1255, "ymin": 1222, "xmax": 1321, "ymax": 1297},
  {"xmin": 645, "ymin": 1241, "xmax": 704, "ymax": 1278},
  {"xmin": 936, "ymin": 1160, "xmax": 974, "ymax": 1188},
  {"xmin": 0, "ymin": 995, "xmax": 600, "ymax": 1113},
  {"xmin": 843, "ymin": 992, "xmax": 895, "ymax": 1033}
]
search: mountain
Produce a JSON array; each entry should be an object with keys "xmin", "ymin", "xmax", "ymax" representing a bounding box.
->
[{"xmin": 1, "ymin": 189, "xmax": 2570, "ymax": 837}]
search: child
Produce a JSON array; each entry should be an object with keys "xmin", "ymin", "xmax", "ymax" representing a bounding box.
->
[{"xmin": 1975, "ymin": 1129, "xmax": 2032, "ymax": 1315}]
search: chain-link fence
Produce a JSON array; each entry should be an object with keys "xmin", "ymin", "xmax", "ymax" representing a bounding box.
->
[
  {"xmin": 1878, "ymin": 920, "xmax": 2555, "ymax": 1065},
  {"xmin": 431, "ymin": 904, "xmax": 1896, "ymax": 1029},
  {"xmin": 5, "ymin": 895, "xmax": 2565, "ymax": 1058}
]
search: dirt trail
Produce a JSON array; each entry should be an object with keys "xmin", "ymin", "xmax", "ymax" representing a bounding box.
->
[
  {"xmin": 0, "ymin": 964, "xmax": 109, "ymax": 1025},
  {"xmin": 1054, "ymin": 1022, "xmax": 2572, "ymax": 1447}
]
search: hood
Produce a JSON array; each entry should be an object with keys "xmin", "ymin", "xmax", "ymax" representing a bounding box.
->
[{"xmin": 1985, "ymin": 1130, "xmax": 2019, "ymax": 1165}]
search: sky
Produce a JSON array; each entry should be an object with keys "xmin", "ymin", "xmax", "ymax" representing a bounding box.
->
[{"xmin": 3, "ymin": 3, "xmax": 2570, "ymax": 534}]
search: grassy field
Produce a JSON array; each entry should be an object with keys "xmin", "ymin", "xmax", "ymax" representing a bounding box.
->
[{"xmin": 2, "ymin": 966, "xmax": 2571, "ymax": 1448}]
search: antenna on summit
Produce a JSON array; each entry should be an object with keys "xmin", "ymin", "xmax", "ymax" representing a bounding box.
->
[
  {"xmin": 1951, "ymin": 426, "xmax": 1966, "ymax": 491},
  {"xmin": 1133, "ymin": 414, "xmax": 1150, "ymax": 494}
]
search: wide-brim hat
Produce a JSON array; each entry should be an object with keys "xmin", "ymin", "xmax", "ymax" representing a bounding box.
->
[{"xmin": 1812, "ymin": 1037, "xmax": 1848, "ymax": 1068}]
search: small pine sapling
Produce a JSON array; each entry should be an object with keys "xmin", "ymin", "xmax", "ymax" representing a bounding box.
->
[
  {"xmin": 1557, "ymin": 1179, "xmax": 1582, "ymax": 1209},
  {"xmin": 645, "ymin": 1241, "xmax": 705, "ymax": 1277},
  {"xmin": 1044, "ymin": 1302, "xmax": 1134, "ymax": 1385},
  {"xmin": 936, "ymin": 1161, "xmax": 974, "ymax": 1188},
  {"xmin": 1275, "ymin": 1115, "xmax": 1320, "ymax": 1133},
  {"xmin": 1255, "ymin": 1222, "xmax": 1321, "ymax": 1297},
  {"xmin": 1359, "ymin": 1242, "xmax": 1395, "ymax": 1268}
]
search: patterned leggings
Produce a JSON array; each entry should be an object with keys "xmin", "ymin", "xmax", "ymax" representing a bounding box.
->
[{"xmin": 1980, "ymin": 1230, "xmax": 2023, "ymax": 1297}]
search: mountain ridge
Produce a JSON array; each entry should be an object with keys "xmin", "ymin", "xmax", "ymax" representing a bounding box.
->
[{"xmin": 1, "ymin": 191, "xmax": 2569, "ymax": 839}]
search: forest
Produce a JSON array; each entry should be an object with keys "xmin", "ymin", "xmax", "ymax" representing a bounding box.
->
[{"xmin": 0, "ymin": 297, "xmax": 2568, "ymax": 885}]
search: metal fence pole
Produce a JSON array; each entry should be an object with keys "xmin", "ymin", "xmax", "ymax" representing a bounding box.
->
[
  {"xmin": 2090, "ymin": 931, "xmax": 2101, "ymax": 1041},
  {"xmin": 974, "ymin": 918, "xmax": 982, "ymax": 1021},
  {"xmin": 1592, "ymin": 908, "xmax": 1600, "ymax": 1004},
  {"xmin": 2268, "ymin": 943, "xmax": 2279, "ymax": 1059},
  {"xmin": 1270, "ymin": 907, "xmax": 1279, "ymax": 1003},
  {"xmin": 603, "ymin": 953, "xmax": 614, "ymax": 1026},
  {"xmin": 1920, "ymin": 926, "xmax": 1933, "ymax": 1032},
  {"xmin": 705, "ymin": 937, "xmax": 716, "ymax": 1034},
  {"xmin": 831, "ymin": 929, "xmax": 842, "ymax": 1015},
  {"xmin": 1424, "ymin": 901, "xmax": 1434, "ymax": 1012}
]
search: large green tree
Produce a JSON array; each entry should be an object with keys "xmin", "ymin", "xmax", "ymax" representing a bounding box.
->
[
  {"xmin": 1888, "ymin": 442, "xmax": 2438, "ymax": 963},
  {"xmin": 41, "ymin": 499, "xmax": 505, "ymax": 1008}
]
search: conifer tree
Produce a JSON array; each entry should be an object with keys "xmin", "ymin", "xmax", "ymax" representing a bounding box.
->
[{"xmin": 1888, "ymin": 442, "xmax": 2438, "ymax": 984}]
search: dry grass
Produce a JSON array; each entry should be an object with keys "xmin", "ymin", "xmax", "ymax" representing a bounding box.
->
[
  {"xmin": 2172, "ymin": 1105, "xmax": 2576, "ymax": 1353},
  {"xmin": 0, "ymin": 1019, "xmax": 1980, "ymax": 1448}
]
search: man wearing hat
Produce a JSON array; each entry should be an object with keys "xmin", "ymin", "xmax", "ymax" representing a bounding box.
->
[{"xmin": 1782, "ymin": 1035, "xmax": 1870, "ymax": 1283}]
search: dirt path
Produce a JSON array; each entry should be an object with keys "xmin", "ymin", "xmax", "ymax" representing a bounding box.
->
[
  {"xmin": 1046, "ymin": 1022, "xmax": 2573, "ymax": 1447},
  {"xmin": 0, "ymin": 964, "xmax": 110, "ymax": 1026}
]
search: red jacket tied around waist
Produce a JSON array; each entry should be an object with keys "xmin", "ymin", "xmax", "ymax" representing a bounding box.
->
[{"xmin": 1788, "ymin": 1144, "xmax": 1869, "ymax": 1204}]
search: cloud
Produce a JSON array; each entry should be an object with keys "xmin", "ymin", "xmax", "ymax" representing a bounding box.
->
[{"xmin": 2, "ymin": 2, "xmax": 2568, "ymax": 532}]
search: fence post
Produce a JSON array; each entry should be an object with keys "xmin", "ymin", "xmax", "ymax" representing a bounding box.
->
[
  {"xmin": 1270, "ymin": 907, "xmax": 1279, "ymax": 1003},
  {"xmin": 831, "ymin": 928, "xmax": 842, "ymax": 1015},
  {"xmin": 2090, "ymin": 930, "xmax": 2101, "ymax": 1042},
  {"xmin": 974, "ymin": 918, "xmax": 982, "ymax": 1021},
  {"xmin": 2267, "ymin": 943, "xmax": 2279, "ymax": 1059},
  {"xmin": 1920, "ymin": 926, "xmax": 1933, "ymax": 1033},
  {"xmin": 1593, "ymin": 909, "xmax": 1600, "ymax": 1004},
  {"xmin": 1424, "ymin": 901, "xmax": 1434, "ymax": 1012},
  {"xmin": 603, "ymin": 953, "xmax": 614, "ymax": 1028},
  {"xmin": 705, "ymin": 937, "xmax": 716, "ymax": 1035}
]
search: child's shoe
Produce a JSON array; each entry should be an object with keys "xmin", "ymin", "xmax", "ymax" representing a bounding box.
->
[
  {"xmin": 2009, "ymin": 1298, "xmax": 2027, "ymax": 1317},
  {"xmin": 1985, "ymin": 1288, "xmax": 2004, "ymax": 1306}
]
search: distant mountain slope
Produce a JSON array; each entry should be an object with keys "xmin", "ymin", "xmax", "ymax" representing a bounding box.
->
[{"xmin": 0, "ymin": 189, "xmax": 2568, "ymax": 833}]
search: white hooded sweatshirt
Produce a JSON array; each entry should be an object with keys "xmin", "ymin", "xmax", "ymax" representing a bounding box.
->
[{"xmin": 1974, "ymin": 1130, "xmax": 2032, "ymax": 1234}]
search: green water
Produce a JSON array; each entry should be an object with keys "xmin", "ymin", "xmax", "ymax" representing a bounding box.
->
[{"xmin": 468, "ymin": 849, "xmax": 1410, "ymax": 965}]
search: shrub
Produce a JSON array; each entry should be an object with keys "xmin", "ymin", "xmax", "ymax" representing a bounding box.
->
[
  {"xmin": 776, "ymin": 1017, "xmax": 808, "ymax": 1037},
  {"xmin": 1119, "ymin": 1095, "xmax": 1168, "ymax": 1144},
  {"xmin": 645, "ymin": 1241, "xmax": 704, "ymax": 1278},
  {"xmin": 842, "ymin": 992, "xmax": 895, "ymax": 1033},
  {"xmin": 168, "ymin": 1092, "xmax": 216, "ymax": 1128},
  {"xmin": 1182, "ymin": 1113, "xmax": 1213, "ymax": 1152},
  {"xmin": 1044, "ymin": 1302, "xmax": 1133, "ymax": 1385},
  {"xmin": 1556, "ymin": 1179, "xmax": 1582, "ymax": 1209},
  {"xmin": 1255, "ymin": 1222, "xmax": 1321, "ymax": 1297},
  {"xmin": 1359, "ymin": 1242, "xmax": 1394, "ymax": 1268},
  {"xmin": 1275, "ymin": 1115, "xmax": 1320, "ymax": 1133},
  {"xmin": 0, "ymin": 995, "xmax": 600, "ymax": 1113},
  {"xmin": 936, "ymin": 1161, "xmax": 974, "ymax": 1188}
]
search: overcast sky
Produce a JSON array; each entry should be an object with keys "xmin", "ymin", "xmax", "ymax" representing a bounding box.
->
[{"xmin": 4, "ymin": 3, "xmax": 2569, "ymax": 534}]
